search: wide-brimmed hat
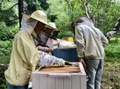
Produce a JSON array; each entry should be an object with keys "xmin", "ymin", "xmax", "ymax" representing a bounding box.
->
[
  {"xmin": 22, "ymin": 10, "xmax": 54, "ymax": 29},
  {"xmin": 47, "ymin": 22, "xmax": 59, "ymax": 31}
]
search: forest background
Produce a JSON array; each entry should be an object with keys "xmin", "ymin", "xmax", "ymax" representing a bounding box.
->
[{"xmin": 0, "ymin": 0, "xmax": 120, "ymax": 89}]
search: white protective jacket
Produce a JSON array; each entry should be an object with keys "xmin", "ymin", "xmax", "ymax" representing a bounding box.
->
[{"xmin": 75, "ymin": 24, "xmax": 108, "ymax": 60}]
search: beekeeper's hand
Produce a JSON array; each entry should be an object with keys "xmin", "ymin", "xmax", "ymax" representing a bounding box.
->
[{"xmin": 54, "ymin": 58, "xmax": 66, "ymax": 66}]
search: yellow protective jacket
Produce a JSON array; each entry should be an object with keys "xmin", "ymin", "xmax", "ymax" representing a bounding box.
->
[{"xmin": 4, "ymin": 30, "xmax": 40, "ymax": 86}]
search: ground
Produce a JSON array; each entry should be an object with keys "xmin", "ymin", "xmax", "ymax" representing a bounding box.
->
[{"xmin": 101, "ymin": 61, "xmax": 120, "ymax": 89}]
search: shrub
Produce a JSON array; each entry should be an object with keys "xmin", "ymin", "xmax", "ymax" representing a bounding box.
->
[
  {"xmin": 105, "ymin": 43, "xmax": 120, "ymax": 62},
  {"xmin": 0, "ymin": 40, "xmax": 12, "ymax": 63},
  {"xmin": 109, "ymin": 37, "xmax": 120, "ymax": 43}
]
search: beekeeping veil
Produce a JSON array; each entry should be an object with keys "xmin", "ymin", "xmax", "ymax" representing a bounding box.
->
[{"xmin": 20, "ymin": 10, "xmax": 54, "ymax": 34}]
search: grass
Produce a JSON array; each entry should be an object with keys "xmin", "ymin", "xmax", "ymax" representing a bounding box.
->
[
  {"xmin": 101, "ymin": 41, "xmax": 120, "ymax": 89},
  {"xmin": 101, "ymin": 61, "xmax": 120, "ymax": 89},
  {"xmin": 105, "ymin": 43, "xmax": 120, "ymax": 62}
]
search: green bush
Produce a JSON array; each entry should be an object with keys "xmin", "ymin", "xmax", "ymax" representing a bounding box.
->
[
  {"xmin": 0, "ymin": 40, "xmax": 12, "ymax": 63},
  {"xmin": 0, "ymin": 22, "xmax": 19, "ymax": 63},
  {"xmin": 0, "ymin": 78, "xmax": 6, "ymax": 89},
  {"xmin": 109, "ymin": 37, "xmax": 120, "ymax": 43},
  {"xmin": 55, "ymin": 13, "xmax": 74, "ymax": 38},
  {"xmin": 105, "ymin": 43, "xmax": 120, "ymax": 62}
]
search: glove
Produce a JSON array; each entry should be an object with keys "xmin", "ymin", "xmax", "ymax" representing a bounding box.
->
[{"xmin": 54, "ymin": 58, "xmax": 66, "ymax": 66}]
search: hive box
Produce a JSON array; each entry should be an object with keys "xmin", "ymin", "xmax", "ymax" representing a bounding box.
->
[
  {"xmin": 53, "ymin": 47, "xmax": 79, "ymax": 62},
  {"xmin": 62, "ymin": 37, "xmax": 74, "ymax": 42},
  {"xmin": 32, "ymin": 62, "xmax": 86, "ymax": 89}
]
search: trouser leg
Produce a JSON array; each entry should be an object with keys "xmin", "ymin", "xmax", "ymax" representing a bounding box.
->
[
  {"xmin": 95, "ymin": 60, "xmax": 104, "ymax": 89},
  {"xmin": 6, "ymin": 81, "xmax": 28, "ymax": 89},
  {"xmin": 6, "ymin": 81, "xmax": 15, "ymax": 89},
  {"xmin": 85, "ymin": 59, "xmax": 101, "ymax": 89}
]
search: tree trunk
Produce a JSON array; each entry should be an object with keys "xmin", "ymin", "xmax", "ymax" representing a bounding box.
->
[{"xmin": 18, "ymin": 0, "xmax": 23, "ymax": 28}]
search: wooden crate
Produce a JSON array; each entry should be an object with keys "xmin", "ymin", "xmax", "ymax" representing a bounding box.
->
[{"xmin": 32, "ymin": 63, "xmax": 86, "ymax": 89}]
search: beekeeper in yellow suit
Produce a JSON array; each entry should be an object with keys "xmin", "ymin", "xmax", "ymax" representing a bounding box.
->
[{"xmin": 4, "ymin": 10, "xmax": 66, "ymax": 89}]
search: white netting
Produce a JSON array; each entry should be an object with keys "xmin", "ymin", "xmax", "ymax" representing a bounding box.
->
[{"xmin": 20, "ymin": 14, "xmax": 38, "ymax": 34}]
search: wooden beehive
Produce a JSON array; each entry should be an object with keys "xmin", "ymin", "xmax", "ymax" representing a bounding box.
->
[{"xmin": 32, "ymin": 62, "xmax": 86, "ymax": 89}]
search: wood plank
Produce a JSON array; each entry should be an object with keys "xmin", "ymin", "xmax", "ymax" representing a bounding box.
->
[
  {"xmin": 64, "ymin": 78, "xmax": 71, "ymax": 89},
  {"xmin": 32, "ymin": 73, "xmax": 40, "ymax": 89},
  {"xmin": 56, "ymin": 78, "xmax": 64, "ymax": 89},
  {"xmin": 71, "ymin": 74, "xmax": 81, "ymax": 89},
  {"xmin": 48, "ymin": 76, "xmax": 56, "ymax": 89},
  {"xmin": 39, "ymin": 62, "xmax": 80, "ymax": 73},
  {"xmin": 80, "ymin": 75, "xmax": 86, "ymax": 89},
  {"xmin": 40, "ymin": 74, "xmax": 47, "ymax": 89}
]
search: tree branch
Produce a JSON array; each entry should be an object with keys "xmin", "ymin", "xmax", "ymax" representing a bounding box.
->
[
  {"xmin": 9, "ymin": 2, "xmax": 18, "ymax": 10},
  {"xmin": 81, "ymin": 0, "xmax": 94, "ymax": 21},
  {"xmin": 8, "ymin": 17, "xmax": 19, "ymax": 22},
  {"xmin": 106, "ymin": 18, "xmax": 120, "ymax": 39}
]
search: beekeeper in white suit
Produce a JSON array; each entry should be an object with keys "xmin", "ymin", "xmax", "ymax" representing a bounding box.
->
[{"xmin": 5, "ymin": 10, "xmax": 66, "ymax": 89}]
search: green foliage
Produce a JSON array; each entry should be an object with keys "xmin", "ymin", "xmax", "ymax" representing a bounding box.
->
[
  {"xmin": 0, "ymin": 23, "xmax": 18, "ymax": 63},
  {"xmin": 0, "ymin": 22, "xmax": 19, "ymax": 41},
  {"xmin": 39, "ymin": 0, "xmax": 49, "ymax": 10},
  {"xmin": 0, "ymin": 1, "xmax": 18, "ymax": 26},
  {"xmin": 46, "ymin": 0, "xmax": 85, "ymax": 37},
  {"xmin": 24, "ymin": 0, "xmax": 42, "ymax": 15},
  {"xmin": 0, "ymin": 40, "xmax": 12, "ymax": 63},
  {"xmin": 0, "ymin": 78, "xmax": 6, "ymax": 89},
  {"xmin": 24, "ymin": 0, "xmax": 37, "ymax": 14},
  {"xmin": 0, "ymin": 0, "xmax": 19, "ymax": 63},
  {"xmin": 46, "ymin": 0, "xmax": 120, "ymax": 37},
  {"xmin": 105, "ymin": 43, "xmax": 120, "ymax": 62},
  {"xmin": 109, "ymin": 37, "xmax": 120, "ymax": 43},
  {"xmin": 88, "ymin": 0, "xmax": 120, "ymax": 34},
  {"xmin": 55, "ymin": 13, "xmax": 74, "ymax": 38},
  {"xmin": 105, "ymin": 38, "xmax": 120, "ymax": 62}
]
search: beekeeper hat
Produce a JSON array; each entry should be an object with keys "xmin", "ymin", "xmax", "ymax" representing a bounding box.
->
[
  {"xmin": 22, "ymin": 10, "xmax": 54, "ymax": 29},
  {"xmin": 47, "ymin": 22, "xmax": 59, "ymax": 31}
]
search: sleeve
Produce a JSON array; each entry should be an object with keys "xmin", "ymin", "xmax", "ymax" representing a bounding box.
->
[
  {"xmin": 74, "ymin": 26, "xmax": 85, "ymax": 58},
  {"xmin": 16, "ymin": 33, "xmax": 40, "ymax": 71},
  {"xmin": 100, "ymin": 32, "xmax": 109, "ymax": 47},
  {"xmin": 38, "ymin": 51, "xmax": 55, "ymax": 67},
  {"xmin": 38, "ymin": 46, "xmax": 49, "ymax": 52}
]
